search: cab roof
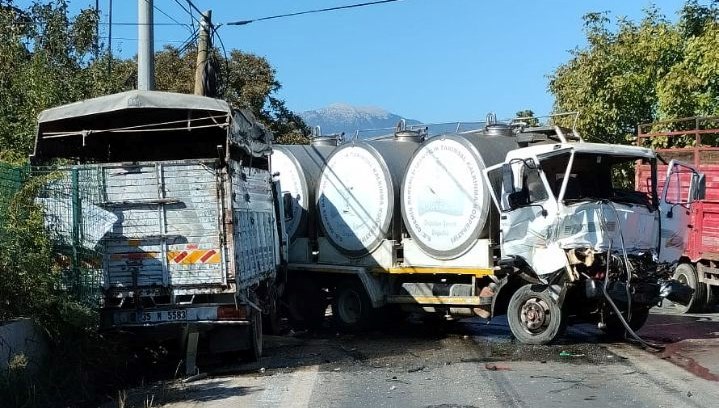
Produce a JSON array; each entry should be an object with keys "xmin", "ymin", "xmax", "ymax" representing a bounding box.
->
[{"xmin": 507, "ymin": 141, "xmax": 656, "ymax": 160}]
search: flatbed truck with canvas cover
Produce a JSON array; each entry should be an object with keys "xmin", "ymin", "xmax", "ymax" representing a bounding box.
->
[
  {"xmin": 274, "ymin": 121, "xmax": 703, "ymax": 344},
  {"xmin": 637, "ymin": 117, "xmax": 719, "ymax": 313},
  {"xmin": 30, "ymin": 91, "xmax": 288, "ymax": 367}
]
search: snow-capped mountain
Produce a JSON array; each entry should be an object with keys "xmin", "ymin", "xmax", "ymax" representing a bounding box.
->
[{"xmin": 300, "ymin": 103, "xmax": 421, "ymax": 139}]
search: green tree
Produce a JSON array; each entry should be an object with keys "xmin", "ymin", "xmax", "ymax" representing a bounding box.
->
[
  {"xmin": 0, "ymin": 0, "xmax": 99, "ymax": 161},
  {"xmin": 211, "ymin": 49, "xmax": 310, "ymax": 144},
  {"xmin": 0, "ymin": 1, "xmax": 308, "ymax": 160},
  {"xmin": 513, "ymin": 109, "xmax": 540, "ymax": 126},
  {"xmin": 549, "ymin": 1, "xmax": 719, "ymax": 145}
]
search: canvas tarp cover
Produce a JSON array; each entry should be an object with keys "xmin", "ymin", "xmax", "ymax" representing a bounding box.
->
[{"xmin": 33, "ymin": 90, "xmax": 273, "ymax": 161}]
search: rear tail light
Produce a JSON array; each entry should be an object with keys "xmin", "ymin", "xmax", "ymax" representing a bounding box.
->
[{"xmin": 217, "ymin": 305, "xmax": 248, "ymax": 320}]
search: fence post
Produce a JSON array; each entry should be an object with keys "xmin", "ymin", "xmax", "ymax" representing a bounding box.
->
[{"xmin": 71, "ymin": 167, "xmax": 81, "ymax": 291}]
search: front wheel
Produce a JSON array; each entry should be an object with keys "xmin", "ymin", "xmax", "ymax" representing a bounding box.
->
[
  {"xmin": 601, "ymin": 307, "xmax": 650, "ymax": 339},
  {"xmin": 507, "ymin": 284, "xmax": 566, "ymax": 345}
]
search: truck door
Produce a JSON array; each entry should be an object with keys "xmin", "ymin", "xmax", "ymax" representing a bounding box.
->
[
  {"xmin": 658, "ymin": 160, "xmax": 705, "ymax": 264},
  {"xmin": 483, "ymin": 159, "xmax": 564, "ymax": 275}
]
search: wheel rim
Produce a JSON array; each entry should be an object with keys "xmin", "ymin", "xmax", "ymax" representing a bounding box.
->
[
  {"xmin": 676, "ymin": 272, "xmax": 689, "ymax": 287},
  {"xmin": 520, "ymin": 297, "xmax": 551, "ymax": 334},
  {"xmin": 338, "ymin": 290, "xmax": 362, "ymax": 324},
  {"xmin": 670, "ymin": 269, "xmax": 694, "ymax": 310}
]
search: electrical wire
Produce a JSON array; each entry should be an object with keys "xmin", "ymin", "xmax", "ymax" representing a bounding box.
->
[
  {"xmin": 176, "ymin": 29, "xmax": 199, "ymax": 54},
  {"xmin": 184, "ymin": 0, "xmax": 203, "ymax": 16},
  {"xmin": 151, "ymin": 1, "xmax": 193, "ymax": 33},
  {"xmin": 173, "ymin": 0, "xmax": 199, "ymax": 24},
  {"xmin": 211, "ymin": 24, "xmax": 231, "ymax": 98},
  {"xmin": 226, "ymin": 0, "xmax": 402, "ymax": 26},
  {"xmin": 98, "ymin": 22, "xmax": 184, "ymax": 26},
  {"xmin": 101, "ymin": 36, "xmax": 187, "ymax": 44}
]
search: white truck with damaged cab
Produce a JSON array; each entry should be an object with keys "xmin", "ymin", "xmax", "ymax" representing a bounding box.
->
[{"xmin": 483, "ymin": 130, "xmax": 705, "ymax": 344}]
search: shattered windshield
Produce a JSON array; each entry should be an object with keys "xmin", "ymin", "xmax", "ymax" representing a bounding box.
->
[{"xmin": 540, "ymin": 152, "xmax": 654, "ymax": 208}]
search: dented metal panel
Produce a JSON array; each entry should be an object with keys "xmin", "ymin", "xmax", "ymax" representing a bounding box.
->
[{"xmin": 230, "ymin": 161, "xmax": 279, "ymax": 287}]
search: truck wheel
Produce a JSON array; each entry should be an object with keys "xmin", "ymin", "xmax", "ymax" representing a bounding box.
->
[
  {"xmin": 263, "ymin": 301, "xmax": 282, "ymax": 335},
  {"xmin": 507, "ymin": 284, "xmax": 565, "ymax": 345},
  {"xmin": 333, "ymin": 280, "xmax": 373, "ymax": 332},
  {"xmin": 240, "ymin": 310, "xmax": 263, "ymax": 362},
  {"xmin": 706, "ymin": 286, "xmax": 719, "ymax": 311},
  {"xmin": 601, "ymin": 307, "xmax": 650, "ymax": 339},
  {"xmin": 286, "ymin": 279, "xmax": 326, "ymax": 329},
  {"xmin": 671, "ymin": 263, "xmax": 706, "ymax": 313}
]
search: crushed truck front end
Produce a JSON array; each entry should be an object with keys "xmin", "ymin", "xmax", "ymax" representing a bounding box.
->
[{"xmin": 484, "ymin": 138, "xmax": 703, "ymax": 344}]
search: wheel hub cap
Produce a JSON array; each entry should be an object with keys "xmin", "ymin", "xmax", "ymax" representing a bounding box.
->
[{"xmin": 521, "ymin": 298, "xmax": 550, "ymax": 333}]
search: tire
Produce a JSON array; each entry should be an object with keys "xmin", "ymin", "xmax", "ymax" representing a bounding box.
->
[
  {"xmin": 285, "ymin": 279, "xmax": 326, "ymax": 329},
  {"xmin": 601, "ymin": 307, "xmax": 650, "ymax": 339},
  {"xmin": 262, "ymin": 302, "xmax": 282, "ymax": 335},
  {"xmin": 263, "ymin": 290, "xmax": 282, "ymax": 335},
  {"xmin": 240, "ymin": 309, "xmax": 263, "ymax": 362},
  {"xmin": 507, "ymin": 284, "xmax": 566, "ymax": 345},
  {"xmin": 332, "ymin": 279, "xmax": 374, "ymax": 332},
  {"xmin": 670, "ymin": 263, "xmax": 706, "ymax": 313},
  {"xmin": 706, "ymin": 285, "xmax": 719, "ymax": 311}
]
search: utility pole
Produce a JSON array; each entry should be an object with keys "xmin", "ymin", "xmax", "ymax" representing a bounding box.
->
[
  {"xmin": 94, "ymin": 0, "xmax": 99, "ymax": 59},
  {"xmin": 137, "ymin": 0, "xmax": 155, "ymax": 90},
  {"xmin": 194, "ymin": 10, "xmax": 212, "ymax": 96},
  {"xmin": 108, "ymin": 0, "xmax": 113, "ymax": 76}
]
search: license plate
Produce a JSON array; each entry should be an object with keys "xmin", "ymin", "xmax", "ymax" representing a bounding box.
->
[{"xmin": 126, "ymin": 309, "xmax": 187, "ymax": 324}]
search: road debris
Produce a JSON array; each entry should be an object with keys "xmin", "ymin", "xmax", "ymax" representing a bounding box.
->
[
  {"xmin": 485, "ymin": 363, "xmax": 511, "ymax": 371},
  {"xmin": 182, "ymin": 372, "xmax": 207, "ymax": 383},
  {"xmin": 559, "ymin": 351, "xmax": 585, "ymax": 358}
]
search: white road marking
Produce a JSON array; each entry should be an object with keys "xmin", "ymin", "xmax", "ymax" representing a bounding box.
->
[{"xmin": 258, "ymin": 365, "xmax": 320, "ymax": 408}]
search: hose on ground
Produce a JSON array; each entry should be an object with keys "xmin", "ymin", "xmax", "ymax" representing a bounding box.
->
[{"xmin": 602, "ymin": 240, "xmax": 665, "ymax": 352}]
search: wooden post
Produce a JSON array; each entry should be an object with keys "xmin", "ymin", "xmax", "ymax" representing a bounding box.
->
[{"xmin": 194, "ymin": 10, "xmax": 212, "ymax": 96}]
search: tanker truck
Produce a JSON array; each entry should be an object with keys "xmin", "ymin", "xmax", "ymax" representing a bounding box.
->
[{"xmin": 272, "ymin": 121, "xmax": 703, "ymax": 344}]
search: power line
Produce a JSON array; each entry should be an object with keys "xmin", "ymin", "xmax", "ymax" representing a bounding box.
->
[
  {"xmin": 102, "ymin": 36, "xmax": 188, "ymax": 43},
  {"xmin": 152, "ymin": 1, "xmax": 192, "ymax": 33},
  {"xmin": 177, "ymin": 29, "xmax": 199, "ymax": 54},
  {"xmin": 226, "ymin": 0, "xmax": 402, "ymax": 26},
  {"xmin": 99, "ymin": 22, "xmax": 185, "ymax": 26},
  {"xmin": 184, "ymin": 0, "xmax": 203, "ymax": 17},
  {"xmin": 211, "ymin": 24, "xmax": 231, "ymax": 91},
  {"xmin": 172, "ymin": 0, "xmax": 200, "ymax": 28}
]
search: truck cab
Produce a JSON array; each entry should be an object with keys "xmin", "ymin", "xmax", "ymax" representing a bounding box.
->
[{"xmin": 484, "ymin": 129, "xmax": 705, "ymax": 344}]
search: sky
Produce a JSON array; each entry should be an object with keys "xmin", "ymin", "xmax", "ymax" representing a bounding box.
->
[{"xmin": 21, "ymin": 0, "xmax": 689, "ymax": 123}]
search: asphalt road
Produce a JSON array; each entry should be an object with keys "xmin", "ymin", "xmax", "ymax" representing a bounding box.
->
[{"xmin": 114, "ymin": 309, "xmax": 719, "ymax": 408}]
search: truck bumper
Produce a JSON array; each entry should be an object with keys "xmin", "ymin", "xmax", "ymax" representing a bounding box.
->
[{"xmin": 100, "ymin": 305, "xmax": 250, "ymax": 330}]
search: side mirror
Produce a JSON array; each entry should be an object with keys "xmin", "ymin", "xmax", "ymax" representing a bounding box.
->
[
  {"xmin": 507, "ymin": 190, "xmax": 528, "ymax": 210},
  {"xmin": 501, "ymin": 163, "xmax": 514, "ymax": 196},
  {"xmin": 693, "ymin": 173, "xmax": 706, "ymax": 201},
  {"xmin": 282, "ymin": 192, "xmax": 294, "ymax": 221}
]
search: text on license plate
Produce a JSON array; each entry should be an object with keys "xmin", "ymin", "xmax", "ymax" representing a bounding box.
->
[{"xmin": 139, "ymin": 310, "xmax": 187, "ymax": 322}]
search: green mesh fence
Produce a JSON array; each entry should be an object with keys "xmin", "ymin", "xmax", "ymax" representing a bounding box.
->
[
  {"xmin": 32, "ymin": 166, "xmax": 107, "ymax": 306},
  {"xmin": 1, "ymin": 162, "xmax": 105, "ymax": 306},
  {"xmin": 0, "ymin": 162, "xmax": 29, "ymax": 239}
]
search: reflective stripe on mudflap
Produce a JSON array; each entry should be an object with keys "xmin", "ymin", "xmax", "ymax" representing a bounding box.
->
[{"xmin": 167, "ymin": 249, "xmax": 221, "ymax": 264}]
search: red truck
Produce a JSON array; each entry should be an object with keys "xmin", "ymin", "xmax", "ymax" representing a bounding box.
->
[{"xmin": 637, "ymin": 117, "xmax": 719, "ymax": 312}]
